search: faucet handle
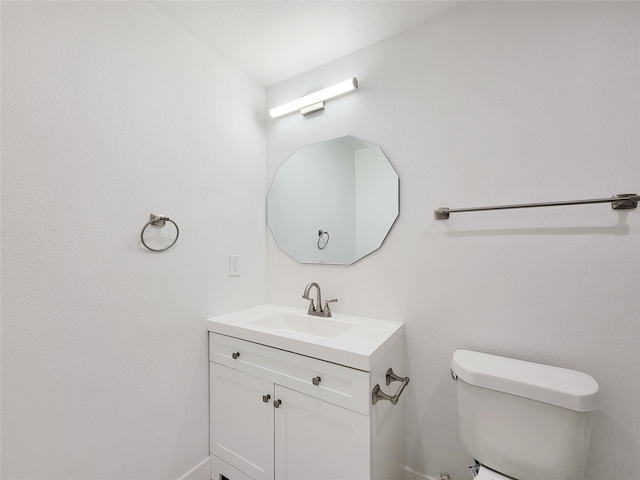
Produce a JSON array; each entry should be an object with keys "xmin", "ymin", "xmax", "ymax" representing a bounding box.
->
[
  {"xmin": 306, "ymin": 299, "xmax": 317, "ymax": 314},
  {"xmin": 323, "ymin": 298, "xmax": 338, "ymax": 316}
]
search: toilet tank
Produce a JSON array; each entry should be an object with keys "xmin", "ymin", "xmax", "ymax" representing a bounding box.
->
[{"xmin": 451, "ymin": 350, "xmax": 598, "ymax": 480}]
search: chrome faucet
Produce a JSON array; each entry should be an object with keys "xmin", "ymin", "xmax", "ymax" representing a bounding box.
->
[{"xmin": 302, "ymin": 282, "xmax": 338, "ymax": 317}]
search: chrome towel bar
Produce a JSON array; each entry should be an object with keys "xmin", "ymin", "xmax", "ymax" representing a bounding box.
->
[
  {"xmin": 434, "ymin": 193, "xmax": 638, "ymax": 220},
  {"xmin": 372, "ymin": 368, "xmax": 410, "ymax": 405}
]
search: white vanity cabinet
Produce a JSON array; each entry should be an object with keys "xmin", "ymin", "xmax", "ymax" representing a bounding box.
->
[{"xmin": 208, "ymin": 332, "xmax": 407, "ymax": 480}]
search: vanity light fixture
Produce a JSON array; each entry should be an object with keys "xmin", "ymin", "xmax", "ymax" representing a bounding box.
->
[{"xmin": 269, "ymin": 77, "xmax": 358, "ymax": 118}]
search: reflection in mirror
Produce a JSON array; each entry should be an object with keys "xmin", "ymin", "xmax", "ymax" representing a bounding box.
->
[{"xmin": 268, "ymin": 136, "xmax": 399, "ymax": 265}]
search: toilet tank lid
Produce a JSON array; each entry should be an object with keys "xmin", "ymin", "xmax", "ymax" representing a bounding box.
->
[{"xmin": 451, "ymin": 350, "xmax": 598, "ymax": 412}]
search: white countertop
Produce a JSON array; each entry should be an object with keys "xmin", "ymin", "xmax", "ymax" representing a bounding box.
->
[{"xmin": 206, "ymin": 304, "xmax": 404, "ymax": 371}]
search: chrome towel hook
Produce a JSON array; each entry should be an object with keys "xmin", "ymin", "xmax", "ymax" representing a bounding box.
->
[{"xmin": 140, "ymin": 214, "xmax": 179, "ymax": 252}]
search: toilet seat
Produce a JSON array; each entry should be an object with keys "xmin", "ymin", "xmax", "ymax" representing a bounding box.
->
[{"xmin": 475, "ymin": 465, "xmax": 516, "ymax": 480}]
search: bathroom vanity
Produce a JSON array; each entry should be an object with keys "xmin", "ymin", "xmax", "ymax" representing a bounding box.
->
[{"xmin": 206, "ymin": 304, "xmax": 407, "ymax": 480}]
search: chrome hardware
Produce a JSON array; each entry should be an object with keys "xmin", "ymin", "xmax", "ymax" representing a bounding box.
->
[
  {"xmin": 302, "ymin": 282, "xmax": 338, "ymax": 317},
  {"xmin": 301, "ymin": 101, "xmax": 325, "ymax": 116},
  {"xmin": 262, "ymin": 394, "xmax": 271, "ymax": 403},
  {"xmin": 612, "ymin": 193, "xmax": 639, "ymax": 210},
  {"xmin": 273, "ymin": 399, "xmax": 281, "ymax": 408},
  {"xmin": 386, "ymin": 368, "xmax": 407, "ymax": 385},
  {"xmin": 435, "ymin": 193, "xmax": 639, "ymax": 220},
  {"xmin": 149, "ymin": 213, "xmax": 167, "ymax": 227},
  {"xmin": 140, "ymin": 214, "xmax": 180, "ymax": 252},
  {"xmin": 372, "ymin": 368, "xmax": 410, "ymax": 405},
  {"xmin": 323, "ymin": 299, "xmax": 338, "ymax": 317},
  {"xmin": 312, "ymin": 376, "xmax": 321, "ymax": 386},
  {"xmin": 450, "ymin": 368, "xmax": 458, "ymax": 381},
  {"xmin": 232, "ymin": 352, "xmax": 240, "ymax": 359},
  {"xmin": 469, "ymin": 460, "xmax": 481, "ymax": 478}
]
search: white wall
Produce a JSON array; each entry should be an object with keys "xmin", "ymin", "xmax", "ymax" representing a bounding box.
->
[
  {"xmin": 266, "ymin": 2, "xmax": 639, "ymax": 479},
  {"xmin": 1, "ymin": 2, "xmax": 265, "ymax": 478}
]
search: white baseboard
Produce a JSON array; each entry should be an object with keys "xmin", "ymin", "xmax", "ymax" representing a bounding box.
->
[
  {"xmin": 177, "ymin": 456, "xmax": 211, "ymax": 480},
  {"xmin": 405, "ymin": 465, "xmax": 439, "ymax": 480}
]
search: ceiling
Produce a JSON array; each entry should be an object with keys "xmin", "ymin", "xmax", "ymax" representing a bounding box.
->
[{"xmin": 152, "ymin": 1, "xmax": 468, "ymax": 87}]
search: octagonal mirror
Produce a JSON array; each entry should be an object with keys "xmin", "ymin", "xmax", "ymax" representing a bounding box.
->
[{"xmin": 268, "ymin": 136, "xmax": 399, "ymax": 265}]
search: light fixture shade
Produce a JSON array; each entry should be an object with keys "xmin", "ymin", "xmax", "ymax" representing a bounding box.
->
[{"xmin": 269, "ymin": 77, "xmax": 358, "ymax": 118}]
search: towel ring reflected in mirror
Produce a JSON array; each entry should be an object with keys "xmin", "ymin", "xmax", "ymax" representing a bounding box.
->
[{"xmin": 317, "ymin": 230, "xmax": 330, "ymax": 249}]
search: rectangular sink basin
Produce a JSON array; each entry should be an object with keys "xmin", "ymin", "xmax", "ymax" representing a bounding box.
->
[{"xmin": 249, "ymin": 312, "xmax": 355, "ymax": 339}]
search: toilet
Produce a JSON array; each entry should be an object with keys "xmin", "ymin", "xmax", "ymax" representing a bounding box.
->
[{"xmin": 451, "ymin": 350, "xmax": 599, "ymax": 480}]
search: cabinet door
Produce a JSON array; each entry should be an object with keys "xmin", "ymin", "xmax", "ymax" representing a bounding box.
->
[
  {"xmin": 274, "ymin": 386, "xmax": 371, "ymax": 480},
  {"xmin": 210, "ymin": 363, "xmax": 274, "ymax": 480}
]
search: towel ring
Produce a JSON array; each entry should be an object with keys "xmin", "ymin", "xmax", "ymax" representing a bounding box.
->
[
  {"xmin": 317, "ymin": 230, "xmax": 329, "ymax": 249},
  {"xmin": 140, "ymin": 214, "xmax": 179, "ymax": 252}
]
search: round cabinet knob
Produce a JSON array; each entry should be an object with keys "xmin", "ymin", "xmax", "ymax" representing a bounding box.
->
[
  {"xmin": 262, "ymin": 394, "xmax": 271, "ymax": 403},
  {"xmin": 273, "ymin": 399, "xmax": 282, "ymax": 408},
  {"xmin": 232, "ymin": 352, "xmax": 240, "ymax": 359},
  {"xmin": 312, "ymin": 376, "xmax": 321, "ymax": 386}
]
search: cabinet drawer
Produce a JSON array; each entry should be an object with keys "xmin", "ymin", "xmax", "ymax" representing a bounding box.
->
[{"xmin": 210, "ymin": 333, "xmax": 370, "ymax": 415}]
